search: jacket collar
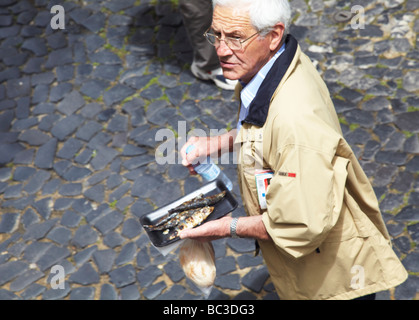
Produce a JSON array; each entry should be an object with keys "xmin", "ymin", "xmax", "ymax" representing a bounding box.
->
[{"xmin": 242, "ymin": 34, "xmax": 298, "ymax": 127}]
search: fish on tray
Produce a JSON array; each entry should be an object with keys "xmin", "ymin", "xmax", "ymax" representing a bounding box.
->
[
  {"xmin": 168, "ymin": 191, "xmax": 226, "ymax": 214},
  {"xmin": 167, "ymin": 206, "xmax": 214, "ymax": 240},
  {"xmin": 143, "ymin": 191, "xmax": 226, "ymax": 239}
]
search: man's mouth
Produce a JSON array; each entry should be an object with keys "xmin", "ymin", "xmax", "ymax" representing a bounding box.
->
[{"xmin": 220, "ymin": 60, "xmax": 236, "ymax": 69}]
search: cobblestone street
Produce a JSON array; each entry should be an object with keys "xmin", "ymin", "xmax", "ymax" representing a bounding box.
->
[{"xmin": 0, "ymin": 0, "xmax": 418, "ymax": 300}]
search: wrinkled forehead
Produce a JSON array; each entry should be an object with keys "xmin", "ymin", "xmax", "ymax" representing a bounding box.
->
[{"xmin": 212, "ymin": 5, "xmax": 255, "ymax": 34}]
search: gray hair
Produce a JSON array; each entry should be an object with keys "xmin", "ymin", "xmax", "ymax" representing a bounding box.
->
[{"xmin": 212, "ymin": 0, "xmax": 292, "ymax": 37}]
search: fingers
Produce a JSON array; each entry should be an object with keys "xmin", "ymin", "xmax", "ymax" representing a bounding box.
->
[{"xmin": 180, "ymin": 136, "xmax": 207, "ymax": 166}]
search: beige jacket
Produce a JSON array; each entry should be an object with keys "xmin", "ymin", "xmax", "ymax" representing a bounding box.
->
[{"xmin": 234, "ymin": 35, "xmax": 407, "ymax": 300}]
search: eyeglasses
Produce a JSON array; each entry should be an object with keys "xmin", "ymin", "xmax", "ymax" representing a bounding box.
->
[{"xmin": 203, "ymin": 28, "xmax": 266, "ymax": 51}]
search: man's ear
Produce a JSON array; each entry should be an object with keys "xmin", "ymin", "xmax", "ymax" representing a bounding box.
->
[{"xmin": 269, "ymin": 22, "xmax": 285, "ymax": 51}]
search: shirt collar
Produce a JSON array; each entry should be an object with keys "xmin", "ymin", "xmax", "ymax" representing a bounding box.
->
[
  {"xmin": 239, "ymin": 34, "xmax": 298, "ymax": 128},
  {"xmin": 237, "ymin": 44, "xmax": 285, "ymax": 131},
  {"xmin": 240, "ymin": 43, "xmax": 285, "ymax": 108}
]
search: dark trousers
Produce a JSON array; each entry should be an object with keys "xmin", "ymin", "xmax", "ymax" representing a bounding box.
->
[
  {"xmin": 179, "ymin": 0, "xmax": 220, "ymax": 71},
  {"xmin": 353, "ymin": 293, "xmax": 376, "ymax": 300}
]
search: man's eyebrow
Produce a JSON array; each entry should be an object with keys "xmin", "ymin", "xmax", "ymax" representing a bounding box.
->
[{"xmin": 210, "ymin": 25, "xmax": 245, "ymax": 36}]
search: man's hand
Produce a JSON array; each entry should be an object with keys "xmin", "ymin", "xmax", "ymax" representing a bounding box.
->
[
  {"xmin": 178, "ymin": 215, "xmax": 271, "ymax": 242},
  {"xmin": 178, "ymin": 216, "xmax": 231, "ymax": 242},
  {"xmin": 180, "ymin": 130, "xmax": 237, "ymax": 173}
]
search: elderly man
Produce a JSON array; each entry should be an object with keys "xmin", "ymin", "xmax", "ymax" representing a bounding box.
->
[{"xmin": 179, "ymin": 0, "xmax": 407, "ymax": 300}]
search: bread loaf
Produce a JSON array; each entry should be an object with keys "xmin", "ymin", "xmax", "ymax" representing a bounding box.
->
[{"xmin": 179, "ymin": 239, "xmax": 216, "ymax": 288}]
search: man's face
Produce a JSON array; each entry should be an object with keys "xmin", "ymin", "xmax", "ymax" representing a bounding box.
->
[{"xmin": 211, "ymin": 5, "xmax": 275, "ymax": 84}]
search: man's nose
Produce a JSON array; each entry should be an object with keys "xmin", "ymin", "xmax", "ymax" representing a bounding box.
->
[{"xmin": 216, "ymin": 40, "xmax": 233, "ymax": 57}]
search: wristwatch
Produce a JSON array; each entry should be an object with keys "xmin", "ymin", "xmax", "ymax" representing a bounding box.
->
[{"xmin": 230, "ymin": 217, "xmax": 240, "ymax": 238}]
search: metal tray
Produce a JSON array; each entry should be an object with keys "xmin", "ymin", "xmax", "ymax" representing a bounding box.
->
[{"xmin": 140, "ymin": 179, "xmax": 238, "ymax": 247}]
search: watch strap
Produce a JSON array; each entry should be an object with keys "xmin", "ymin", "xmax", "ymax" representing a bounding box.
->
[{"xmin": 230, "ymin": 217, "xmax": 239, "ymax": 238}]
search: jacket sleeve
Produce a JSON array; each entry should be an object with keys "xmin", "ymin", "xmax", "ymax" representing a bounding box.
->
[{"xmin": 262, "ymin": 140, "xmax": 349, "ymax": 259}]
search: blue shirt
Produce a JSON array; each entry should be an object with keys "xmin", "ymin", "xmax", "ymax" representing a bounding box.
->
[{"xmin": 237, "ymin": 42, "xmax": 286, "ymax": 132}]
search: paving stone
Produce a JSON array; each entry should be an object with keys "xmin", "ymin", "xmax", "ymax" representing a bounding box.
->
[
  {"xmin": 9, "ymin": 269, "xmax": 44, "ymax": 292},
  {"xmin": 36, "ymin": 244, "xmax": 70, "ymax": 272},
  {"xmin": 406, "ymin": 156, "xmax": 419, "ymax": 173},
  {"xmin": 115, "ymin": 242, "xmax": 137, "ymax": 266},
  {"xmin": 241, "ymin": 266, "xmax": 270, "ymax": 293},
  {"xmin": 118, "ymin": 283, "xmax": 140, "ymax": 300},
  {"xmin": 70, "ymin": 286, "xmax": 96, "ymax": 300},
  {"xmin": 135, "ymin": 249, "xmax": 150, "ymax": 269},
  {"xmin": 51, "ymin": 115, "xmax": 84, "ymax": 141},
  {"xmin": 56, "ymin": 138, "xmax": 84, "ymax": 160},
  {"xmin": 375, "ymin": 151, "xmax": 408, "ymax": 166},
  {"xmin": 214, "ymin": 274, "xmax": 241, "ymax": 290},
  {"xmin": 59, "ymin": 183, "xmax": 82, "ymax": 197},
  {"xmin": 72, "ymin": 224, "xmax": 98, "ymax": 249},
  {"xmin": 393, "ymin": 236, "xmax": 411, "ymax": 254},
  {"xmin": 82, "ymin": 183, "xmax": 104, "ymax": 203},
  {"xmin": 33, "ymin": 197, "xmax": 53, "ymax": 219},
  {"xmin": 227, "ymin": 238, "xmax": 256, "ymax": 254},
  {"xmin": 103, "ymin": 84, "xmax": 135, "ymax": 107},
  {"xmin": 143, "ymin": 281, "xmax": 167, "ymax": 300},
  {"xmin": 90, "ymin": 146, "xmax": 120, "ymax": 170},
  {"xmin": 44, "ymin": 47, "xmax": 73, "ymax": 69},
  {"xmin": 140, "ymin": 84, "xmax": 163, "ymax": 101},
  {"xmin": 61, "ymin": 166, "xmax": 92, "ymax": 182},
  {"xmin": 76, "ymin": 121, "xmax": 103, "ymax": 142},
  {"xmin": 395, "ymin": 111, "xmax": 419, "ymax": 133},
  {"xmin": 57, "ymin": 90, "xmax": 85, "ymax": 116},
  {"xmin": 100, "ymin": 283, "xmax": 118, "ymax": 300},
  {"xmin": 137, "ymin": 265, "xmax": 163, "ymax": 287},
  {"xmin": 402, "ymin": 71, "xmax": 419, "ymax": 92},
  {"xmin": 0, "ymin": 261, "xmax": 29, "ymax": 286},
  {"xmin": 80, "ymin": 79, "xmax": 109, "ymax": 100},
  {"xmin": 21, "ymin": 208, "xmax": 39, "ymax": 229},
  {"xmin": 148, "ymin": 181, "xmax": 182, "ymax": 207},
  {"xmin": 0, "ymin": 212, "xmax": 20, "ymax": 233},
  {"xmin": 0, "ymin": 110, "xmax": 14, "ymax": 133},
  {"xmin": 237, "ymin": 254, "xmax": 263, "ymax": 269},
  {"xmin": 215, "ymin": 256, "xmax": 236, "ymax": 276},
  {"xmin": 0, "ymin": 289, "xmax": 20, "ymax": 300},
  {"xmin": 81, "ymin": 11, "xmax": 106, "ymax": 32},
  {"xmin": 109, "ymin": 264, "xmax": 136, "ymax": 288},
  {"xmin": 46, "ymin": 226, "xmax": 72, "ymax": 246},
  {"xmin": 42, "ymin": 281, "xmax": 71, "ymax": 300},
  {"xmin": 49, "ymin": 83, "xmax": 72, "ymax": 103},
  {"xmin": 121, "ymin": 218, "xmax": 142, "ymax": 239},
  {"xmin": 93, "ymin": 210, "xmax": 124, "ymax": 235},
  {"xmin": 122, "ymin": 154, "xmax": 154, "ymax": 170},
  {"xmin": 8, "ymin": 240, "xmax": 26, "ymax": 257},
  {"xmin": 60, "ymin": 210, "xmax": 82, "ymax": 228},
  {"xmin": 0, "ymin": 142, "xmax": 24, "ymax": 164},
  {"xmin": 395, "ymin": 206, "xmax": 419, "ymax": 222},
  {"xmin": 20, "ymin": 283, "xmax": 46, "ymax": 300},
  {"xmin": 6, "ymin": 76, "xmax": 31, "ymax": 99},
  {"xmin": 22, "ymin": 219, "xmax": 57, "ymax": 242},
  {"xmin": 131, "ymin": 173, "xmax": 164, "ymax": 199},
  {"xmin": 402, "ymin": 251, "xmax": 419, "ymax": 273},
  {"xmin": 92, "ymin": 249, "xmax": 116, "ymax": 274},
  {"xmin": 394, "ymin": 275, "xmax": 419, "ymax": 300},
  {"xmin": 69, "ymin": 262, "xmax": 100, "ymax": 285},
  {"xmin": 157, "ymin": 283, "xmax": 188, "ymax": 300},
  {"xmin": 107, "ymin": 114, "xmax": 128, "ymax": 133}
]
